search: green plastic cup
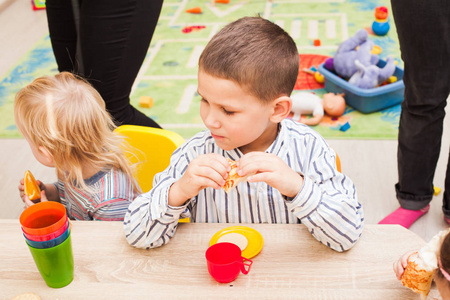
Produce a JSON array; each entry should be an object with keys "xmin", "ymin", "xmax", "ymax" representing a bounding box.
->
[{"xmin": 27, "ymin": 232, "xmax": 74, "ymax": 288}]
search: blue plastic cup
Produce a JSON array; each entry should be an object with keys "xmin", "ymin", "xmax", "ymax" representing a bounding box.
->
[{"xmin": 24, "ymin": 226, "xmax": 70, "ymax": 249}]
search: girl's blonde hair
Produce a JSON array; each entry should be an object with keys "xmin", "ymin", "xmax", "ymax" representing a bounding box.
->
[{"xmin": 14, "ymin": 72, "xmax": 139, "ymax": 193}]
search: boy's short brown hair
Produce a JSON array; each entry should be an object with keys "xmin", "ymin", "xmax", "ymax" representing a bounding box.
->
[{"xmin": 199, "ymin": 16, "xmax": 299, "ymax": 103}]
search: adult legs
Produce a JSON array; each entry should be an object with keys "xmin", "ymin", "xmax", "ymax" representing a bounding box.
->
[
  {"xmin": 444, "ymin": 152, "xmax": 450, "ymax": 219},
  {"xmin": 45, "ymin": 0, "xmax": 78, "ymax": 72},
  {"xmin": 79, "ymin": 0, "xmax": 163, "ymax": 127},
  {"xmin": 380, "ymin": 0, "xmax": 450, "ymax": 227}
]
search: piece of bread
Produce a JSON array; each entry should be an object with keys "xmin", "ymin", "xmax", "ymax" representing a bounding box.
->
[
  {"xmin": 11, "ymin": 293, "xmax": 41, "ymax": 300},
  {"xmin": 223, "ymin": 159, "xmax": 245, "ymax": 193},
  {"xmin": 217, "ymin": 232, "xmax": 248, "ymax": 251},
  {"xmin": 401, "ymin": 252, "xmax": 436, "ymax": 300}
]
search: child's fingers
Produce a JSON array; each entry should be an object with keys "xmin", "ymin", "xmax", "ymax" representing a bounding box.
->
[
  {"xmin": 210, "ymin": 155, "xmax": 231, "ymax": 175},
  {"xmin": 40, "ymin": 190, "xmax": 49, "ymax": 202},
  {"xmin": 212, "ymin": 154, "xmax": 231, "ymax": 171},
  {"xmin": 393, "ymin": 260, "xmax": 404, "ymax": 280},
  {"xmin": 23, "ymin": 195, "xmax": 35, "ymax": 208},
  {"xmin": 200, "ymin": 168, "xmax": 226, "ymax": 188},
  {"xmin": 18, "ymin": 179, "xmax": 25, "ymax": 192},
  {"xmin": 195, "ymin": 155, "xmax": 229, "ymax": 180},
  {"xmin": 246, "ymin": 172, "xmax": 266, "ymax": 183},
  {"xmin": 36, "ymin": 180, "xmax": 46, "ymax": 191},
  {"xmin": 238, "ymin": 153, "xmax": 271, "ymax": 176},
  {"xmin": 401, "ymin": 251, "xmax": 417, "ymax": 268}
]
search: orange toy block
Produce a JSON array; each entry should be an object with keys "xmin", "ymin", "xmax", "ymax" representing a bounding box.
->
[
  {"xmin": 139, "ymin": 96, "xmax": 154, "ymax": 108},
  {"xmin": 313, "ymin": 39, "xmax": 321, "ymax": 46},
  {"xmin": 186, "ymin": 7, "xmax": 202, "ymax": 14},
  {"xmin": 215, "ymin": 0, "xmax": 230, "ymax": 3}
]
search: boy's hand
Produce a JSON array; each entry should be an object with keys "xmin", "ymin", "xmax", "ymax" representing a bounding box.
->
[
  {"xmin": 238, "ymin": 152, "xmax": 303, "ymax": 198},
  {"xmin": 169, "ymin": 154, "xmax": 230, "ymax": 207},
  {"xmin": 393, "ymin": 250, "xmax": 417, "ymax": 280}
]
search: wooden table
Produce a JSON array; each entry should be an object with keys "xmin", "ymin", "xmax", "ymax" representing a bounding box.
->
[{"xmin": 0, "ymin": 220, "xmax": 440, "ymax": 299}]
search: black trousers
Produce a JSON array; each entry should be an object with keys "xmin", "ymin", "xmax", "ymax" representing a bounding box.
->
[
  {"xmin": 391, "ymin": 0, "xmax": 450, "ymax": 215},
  {"xmin": 45, "ymin": 0, "xmax": 163, "ymax": 128}
]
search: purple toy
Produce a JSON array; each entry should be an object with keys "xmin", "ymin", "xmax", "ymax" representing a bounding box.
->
[
  {"xmin": 324, "ymin": 58, "xmax": 334, "ymax": 71},
  {"xmin": 348, "ymin": 56, "xmax": 396, "ymax": 89},
  {"xmin": 333, "ymin": 29, "xmax": 379, "ymax": 79}
]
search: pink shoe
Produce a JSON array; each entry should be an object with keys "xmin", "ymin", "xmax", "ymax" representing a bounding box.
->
[{"xmin": 378, "ymin": 205, "xmax": 430, "ymax": 229}]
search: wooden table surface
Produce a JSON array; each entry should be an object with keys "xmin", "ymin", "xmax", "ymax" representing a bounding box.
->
[{"xmin": 0, "ymin": 220, "xmax": 441, "ymax": 299}]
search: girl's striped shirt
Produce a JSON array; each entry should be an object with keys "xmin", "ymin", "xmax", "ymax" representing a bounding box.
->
[{"xmin": 55, "ymin": 168, "xmax": 138, "ymax": 221}]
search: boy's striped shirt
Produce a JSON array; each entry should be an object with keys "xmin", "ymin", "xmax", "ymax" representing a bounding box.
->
[{"xmin": 124, "ymin": 119, "xmax": 364, "ymax": 252}]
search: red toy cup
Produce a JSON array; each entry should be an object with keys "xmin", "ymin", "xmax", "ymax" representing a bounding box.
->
[
  {"xmin": 20, "ymin": 202, "xmax": 67, "ymax": 236},
  {"xmin": 23, "ymin": 219, "xmax": 70, "ymax": 242},
  {"xmin": 205, "ymin": 242, "xmax": 252, "ymax": 283}
]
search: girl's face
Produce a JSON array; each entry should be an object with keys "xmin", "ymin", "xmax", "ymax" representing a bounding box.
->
[
  {"xmin": 435, "ymin": 275, "xmax": 450, "ymax": 300},
  {"xmin": 198, "ymin": 70, "xmax": 279, "ymax": 154}
]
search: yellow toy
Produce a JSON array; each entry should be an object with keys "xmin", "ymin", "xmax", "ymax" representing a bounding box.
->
[
  {"xmin": 434, "ymin": 186, "xmax": 442, "ymax": 196},
  {"xmin": 387, "ymin": 76, "xmax": 397, "ymax": 83},
  {"xmin": 302, "ymin": 68, "xmax": 324, "ymax": 84},
  {"xmin": 139, "ymin": 96, "xmax": 154, "ymax": 108}
]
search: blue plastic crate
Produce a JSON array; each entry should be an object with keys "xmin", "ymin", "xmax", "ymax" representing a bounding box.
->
[{"xmin": 318, "ymin": 60, "xmax": 404, "ymax": 113}]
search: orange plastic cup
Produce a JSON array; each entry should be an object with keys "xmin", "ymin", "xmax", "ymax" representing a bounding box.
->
[{"xmin": 20, "ymin": 202, "xmax": 67, "ymax": 236}]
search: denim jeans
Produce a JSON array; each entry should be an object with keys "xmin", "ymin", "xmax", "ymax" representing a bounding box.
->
[
  {"xmin": 391, "ymin": 0, "xmax": 450, "ymax": 216},
  {"xmin": 45, "ymin": 0, "xmax": 163, "ymax": 128}
]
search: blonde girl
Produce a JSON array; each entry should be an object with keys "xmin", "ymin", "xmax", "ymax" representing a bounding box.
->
[{"xmin": 15, "ymin": 72, "xmax": 139, "ymax": 221}]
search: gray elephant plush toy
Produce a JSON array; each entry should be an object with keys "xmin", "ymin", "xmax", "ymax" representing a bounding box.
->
[
  {"xmin": 333, "ymin": 29, "xmax": 379, "ymax": 79},
  {"xmin": 349, "ymin": 56, "xmax": 396, "ymax": 89}
]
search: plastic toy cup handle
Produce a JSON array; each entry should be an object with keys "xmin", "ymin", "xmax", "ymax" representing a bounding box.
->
[
  {"xmin": 27, "ymin": 232, "xmax": 74, "ymax": 288},
  {"xmin": 240, "ymin": 257, "xmax": 252, "ymax": 274},
  {"xmin": 205, "ymin": 242, "xmax": 253, "ymax": 283}
]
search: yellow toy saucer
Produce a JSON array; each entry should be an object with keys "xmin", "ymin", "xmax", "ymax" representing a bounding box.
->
[{"xmin": 209, "ymin": 226, "xmax": 264, "ymax": 259}]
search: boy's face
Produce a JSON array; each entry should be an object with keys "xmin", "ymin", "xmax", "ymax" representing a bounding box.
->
[{"xmin": 198, "ymin": 70, "xmax": 278, "ymax": 153}]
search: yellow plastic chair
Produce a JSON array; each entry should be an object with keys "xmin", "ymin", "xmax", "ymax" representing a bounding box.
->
[
  {"xmin": 335, "ymin": 151, "xmax": 341, "ymax": 173},
  {"xmin": 330, "ymin": 147, "xmax": 342, "ymax": 173},
  {"xmin": 115, "ymin": 125, "xmax": 189, "ymax": 222}
]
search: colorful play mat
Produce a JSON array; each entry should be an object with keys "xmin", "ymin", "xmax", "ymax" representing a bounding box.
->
[{"xmin": 0, "ymin": 0, "xmax": 402, "ymax": 139}]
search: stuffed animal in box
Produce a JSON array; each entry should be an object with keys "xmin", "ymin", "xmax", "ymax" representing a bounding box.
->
[
  {"xmin": 333, "ymin": 29, "xmax": 379, "ymax": 79},
  {"xmin": 349, "ymin": 56, "xmax": 396, "ymax": 89}
]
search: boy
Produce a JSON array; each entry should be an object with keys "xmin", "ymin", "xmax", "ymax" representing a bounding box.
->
[{"xmin": 124, "ymin": 16, "xmax": 364, "ymax": 252}]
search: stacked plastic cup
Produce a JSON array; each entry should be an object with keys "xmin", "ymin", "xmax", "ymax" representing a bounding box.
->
[{"xmin": 20, "ymin": 202, "xmax": 74, "ymax": 288}]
